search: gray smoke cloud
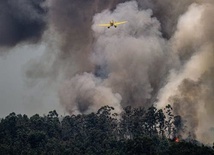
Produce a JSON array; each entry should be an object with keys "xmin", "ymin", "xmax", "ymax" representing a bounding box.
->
[
  {"xmin": 24, "ymin": 0, "xmax": 130, "ymax": 87},
  {"xmin": 1, "ymin": 0, "xmax": 214, "ymax": 144},
  {"xmin": 59, "ymin": 72, "xmax": 122, "ymax": 114},
  {"xmin": 157, "ymin": 2, "xmax": 214, "ymax": 144},
  {"xmin": 23, "ymin": 0, "xmax": 131, "ymax": 115},
  {"xmin": 45, "ymin": 0, "xmax": 129, "ymax": 76},
  {"xmin": 0, "ymin": 0, "xmax": 47, "ymax": 47},
  {"xmin": 58, "ymin": 0, "xmax": 214, "ymax": 143},
  {"xmin": 91, "ymin": 1, "xmax": 176, "ymax": 107},
  {"xmin": 168, "ymin": 79, "xmax": 202, "ymax": 139},
  {"xmin": 58, "ymin": 1, "xmax": 176, "ymax": 114}
]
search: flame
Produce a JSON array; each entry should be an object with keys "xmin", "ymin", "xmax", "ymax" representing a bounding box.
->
[{"xmin": 175, "ymin": 137, "xmax": 179, "ymax": 143}]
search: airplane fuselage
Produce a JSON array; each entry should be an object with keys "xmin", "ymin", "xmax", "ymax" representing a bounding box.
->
[{"xmin": 109, "ymin": 20, "xmax": 116, "ymax": 28}]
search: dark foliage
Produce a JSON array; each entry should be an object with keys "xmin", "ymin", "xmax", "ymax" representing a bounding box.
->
[{"xmin": 0, "ymin": 105, "xmax": 213, "ymax": 155}]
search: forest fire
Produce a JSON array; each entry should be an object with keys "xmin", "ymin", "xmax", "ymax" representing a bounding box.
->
[{"xmin": 3, "ymin": 0, "xmax": 212, "ymax": 145}]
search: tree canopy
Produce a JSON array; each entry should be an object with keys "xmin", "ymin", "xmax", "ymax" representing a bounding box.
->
[{"xmin": 0, "ymin": 105, "xmax": 213, "ymax": 155}]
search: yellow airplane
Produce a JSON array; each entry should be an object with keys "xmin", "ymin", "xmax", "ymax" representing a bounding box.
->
[{"xmin": 98, "ymin": 20, "xmax": 127, "ymax": 28}]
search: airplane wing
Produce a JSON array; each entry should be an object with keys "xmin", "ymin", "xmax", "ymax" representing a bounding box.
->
[
  {"xmin": 114, "ymin": 21, "xmax": 127, "ymax": 26},
  {"xmin": 98, "ymin": 23, "xmax": 111, "ymax": 27}
]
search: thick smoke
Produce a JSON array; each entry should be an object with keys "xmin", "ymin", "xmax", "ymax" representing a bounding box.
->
[
  {"xmin": 134, "ymin": 0, "xmax": 197, "ymax": 38},
  {"xmin": 45, "ymin": 0, "xmax": 129, "ymax": 76},
  {"xmin": 157, "ymin": 2, "xmax": 214, "ymax": 144},
  {"xmin": 24, "ymin": 0, "xmax": 131, "ymax": 86},
  {"xmin": 169, "ymin": 79, "xmax": 202, "ymax": 139},
  {"xmin": 59, "ymin": 1, "xmax": 175, "ymax": 114},
  {"xmin": 58, "ymin": 0, "xmax": 214, "ymax": 143},
  {"xmin": 35, "ymin": 0, "xmax": 214, "ymax": 143},
  {"xmin": 23, "ymin": 0, "xmax": 132, "ymax": 114},
  {"xmin": 1, "ymin": 0, "xmax": 214, "ymax": 144},
  {"xmin": 0, "ymin": 0, "xmax": 47, "ymax": 47},
  {"xmin": 59, "ymin": 73, "xmax": 122, "ymax": 114},
  {"xmin": 91, "ymin": 1, "xmax": 176, "ymax": 107}
]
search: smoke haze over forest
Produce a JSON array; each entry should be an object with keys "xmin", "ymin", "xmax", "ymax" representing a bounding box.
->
[{"xmin": 0, "ymin": 0, "xmax": 214, "ymax": 144}]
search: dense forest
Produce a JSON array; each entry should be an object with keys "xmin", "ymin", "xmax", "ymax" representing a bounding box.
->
[{"xmin": 0, "ymin": 105, "xmax": 213, "ymax": 155}]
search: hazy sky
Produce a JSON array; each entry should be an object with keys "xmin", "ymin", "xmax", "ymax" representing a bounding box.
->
[{"xmin": 0, "ymin": 44, "xmax": 64, "ymax": 118}]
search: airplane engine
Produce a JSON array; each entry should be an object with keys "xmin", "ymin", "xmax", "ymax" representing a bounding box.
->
[
  {"xmin": 114, "ymin": 25, "xmax": 117, "ymax": 28},
  {"xmin": 108, "ymin": 27, "xmax": 110, "ymax": 28}
]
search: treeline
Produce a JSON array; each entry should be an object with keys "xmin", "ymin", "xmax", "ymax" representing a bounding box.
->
[{"xmin": 0, "ymin": 105, "xmax": 213, "ymax": 155}]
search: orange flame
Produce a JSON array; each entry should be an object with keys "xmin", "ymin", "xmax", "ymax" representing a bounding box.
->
[{"xmin": 175, "ymin": 137, "xmax": 179, "ymax": 142}]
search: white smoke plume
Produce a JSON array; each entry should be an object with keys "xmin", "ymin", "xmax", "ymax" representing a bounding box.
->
[
  {"xmin": 59, "ymin": 1, "xmax": 175, "ymax": 114},
  {"xmin": 157, "ymin": 2, "xmax": 214, "ymax": 144},
  {"xmin": 59, "ymin": 72, "xmax": 122, "ymax": 114}
]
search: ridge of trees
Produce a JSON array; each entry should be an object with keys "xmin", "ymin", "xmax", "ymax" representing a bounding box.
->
[{"xmin": 0, "ymin": 105, "xmax": 213, "ymax": 155}]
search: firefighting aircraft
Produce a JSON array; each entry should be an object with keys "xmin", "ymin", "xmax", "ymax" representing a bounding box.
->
[{"xmin": 98, "ymin": 20, "xmax": 127, "ymax": 28}]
